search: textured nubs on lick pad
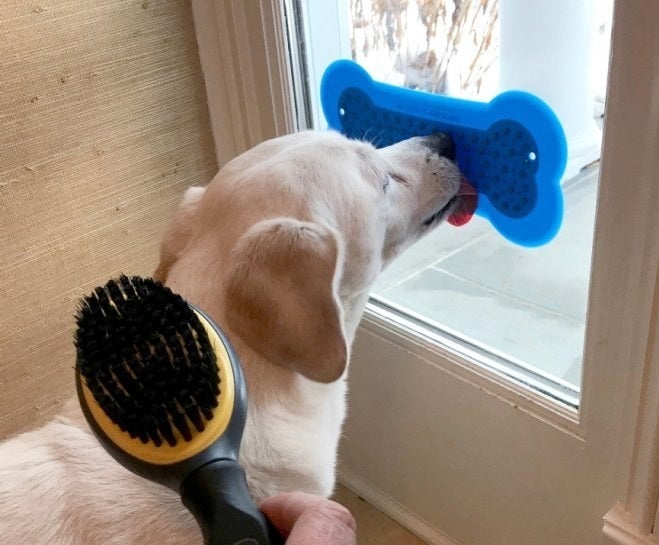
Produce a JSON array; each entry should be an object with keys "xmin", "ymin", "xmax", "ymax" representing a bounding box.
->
[
  {"xmin": 338, "ymin": 88, "xmax": 538, "ymax": 219},
  {"xmin": 75, "ymin": 275, "xmax": 220, "ymax": 447}
]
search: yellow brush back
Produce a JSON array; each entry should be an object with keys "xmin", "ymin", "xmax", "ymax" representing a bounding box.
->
[{"xmin": 81, "ymin": 309, "xmax": 235, "ymax": 465}]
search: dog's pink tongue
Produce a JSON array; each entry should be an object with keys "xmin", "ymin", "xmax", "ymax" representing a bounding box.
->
[{"xmin": 448, "ymin": 177, "xmax": 478, "ymax": 227}]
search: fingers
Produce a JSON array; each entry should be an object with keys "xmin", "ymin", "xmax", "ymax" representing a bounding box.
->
[
  {"xmin": 260, "ymin": 492, "xmax": 357, "ymax": 545},
  {"xmin": 260, "ymin": 492, "xmax": 326, "ymax": 532}
]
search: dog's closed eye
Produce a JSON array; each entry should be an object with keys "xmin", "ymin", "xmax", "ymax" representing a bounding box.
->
[
  {"xmin": 390, "ymin": 173, "xmax": 408, "ymax": 186},
  {"xmin": 383, "ymin": 173, "xmax": 409, "ymax": 193}
]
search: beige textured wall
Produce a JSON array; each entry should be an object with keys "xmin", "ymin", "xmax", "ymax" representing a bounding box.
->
[{"xmin": 0, "ymin": 0, "xmax": 217, "ymax": 438}]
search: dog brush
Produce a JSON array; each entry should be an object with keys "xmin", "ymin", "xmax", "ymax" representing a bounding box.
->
[
  {"xmin": 321, "ymin": 59, "xmax": 568, "ymax": 247},
  {"xmin": 74, "ymin": 275, "xmax": 282, "ymax": 545}
]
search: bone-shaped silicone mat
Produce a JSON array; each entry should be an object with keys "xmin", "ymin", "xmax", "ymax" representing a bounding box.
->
[{"xmin": 321, "ymin": 60, "xmax": 568, "ymax": 247}]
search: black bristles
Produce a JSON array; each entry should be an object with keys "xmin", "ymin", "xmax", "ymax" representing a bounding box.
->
[{"xmin": 75, "ymin": 275, "xmax": 222, "ymax": 447}]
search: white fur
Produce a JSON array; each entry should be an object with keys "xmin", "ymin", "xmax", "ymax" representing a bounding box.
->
[{"xmin": 0, "ymin": 130, "xmax": 460, "ymax": 544}]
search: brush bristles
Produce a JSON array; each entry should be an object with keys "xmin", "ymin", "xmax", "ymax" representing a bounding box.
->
[{"xmin": 75, "ymin": 275, "xmax": 221, "ymax": 447}]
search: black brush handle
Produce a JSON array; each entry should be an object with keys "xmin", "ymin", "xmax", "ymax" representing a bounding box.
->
[{"xmin": 181, "ymin": 460, "xmax": 284, "ymax": 545}]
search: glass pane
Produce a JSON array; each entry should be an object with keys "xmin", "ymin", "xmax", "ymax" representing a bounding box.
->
[{"xmin": 300, "ymin": 0, "xmax": 614, "ymax": 406}]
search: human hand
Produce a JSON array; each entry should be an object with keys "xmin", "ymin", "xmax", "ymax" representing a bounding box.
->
[{"xmin": 260, "ymin": 492, "xmax": 357, "ymax": 544}]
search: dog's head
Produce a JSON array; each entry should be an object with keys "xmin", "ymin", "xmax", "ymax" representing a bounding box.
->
[{"xmin": 155, "ymin": 130, "xmax": 463, "ymax": 384}]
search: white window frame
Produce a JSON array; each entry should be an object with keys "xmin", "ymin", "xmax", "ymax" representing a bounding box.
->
[{"xmin": 191, "ymin": 2, "xmax": 659, "ymax": 543}]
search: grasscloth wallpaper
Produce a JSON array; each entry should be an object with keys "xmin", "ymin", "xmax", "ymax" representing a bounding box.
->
[{"xmin": 0, "ymin": 0, "xmax": 217, "ymax": 438}]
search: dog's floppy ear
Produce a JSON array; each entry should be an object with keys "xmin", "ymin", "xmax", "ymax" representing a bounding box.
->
[
  {"xmin": 224, "ymin": 218, "xmax": 348, "ymax": 383},
  {"xmin": 154, "ymin": 186, "xmax": 205, "ymax": 283}
]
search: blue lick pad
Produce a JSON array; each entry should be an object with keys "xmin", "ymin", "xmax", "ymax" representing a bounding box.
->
[{"xmin": 320, "ymin": 60, "xmax": 567, "ymax": 247}]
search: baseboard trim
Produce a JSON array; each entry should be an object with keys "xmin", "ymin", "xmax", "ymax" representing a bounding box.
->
[
  {"xmin": 602, "ymin": 504, "xmax": 656, "ymax": 545},
  {"xmin": 338, "ymin": 469, "xmax": 463, "ymax": 545}
]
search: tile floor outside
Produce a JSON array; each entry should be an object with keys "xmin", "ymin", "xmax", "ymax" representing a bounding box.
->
[{"xmin": 371, "ymin": 163, "xmax": 599, "ymax": 393}]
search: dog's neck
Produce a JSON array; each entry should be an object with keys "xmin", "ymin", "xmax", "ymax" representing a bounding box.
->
[{"xmin": 339, "ymin": 290, "xmax": 371, "ymax": 342}]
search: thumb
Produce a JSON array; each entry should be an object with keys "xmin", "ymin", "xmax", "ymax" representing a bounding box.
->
[{"xmin": 260, "ymin": 492, "xmax": 357, "ymax": 545}]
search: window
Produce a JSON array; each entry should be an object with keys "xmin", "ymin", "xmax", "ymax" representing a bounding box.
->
[{"xmin": 298, "ymin": 0, "xmax": 614, "ymax": 406}]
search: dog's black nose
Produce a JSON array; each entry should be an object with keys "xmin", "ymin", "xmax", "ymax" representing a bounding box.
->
[{"xmin": 423, "ymin": 133, "xmax": 456, "ymax": 161}]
